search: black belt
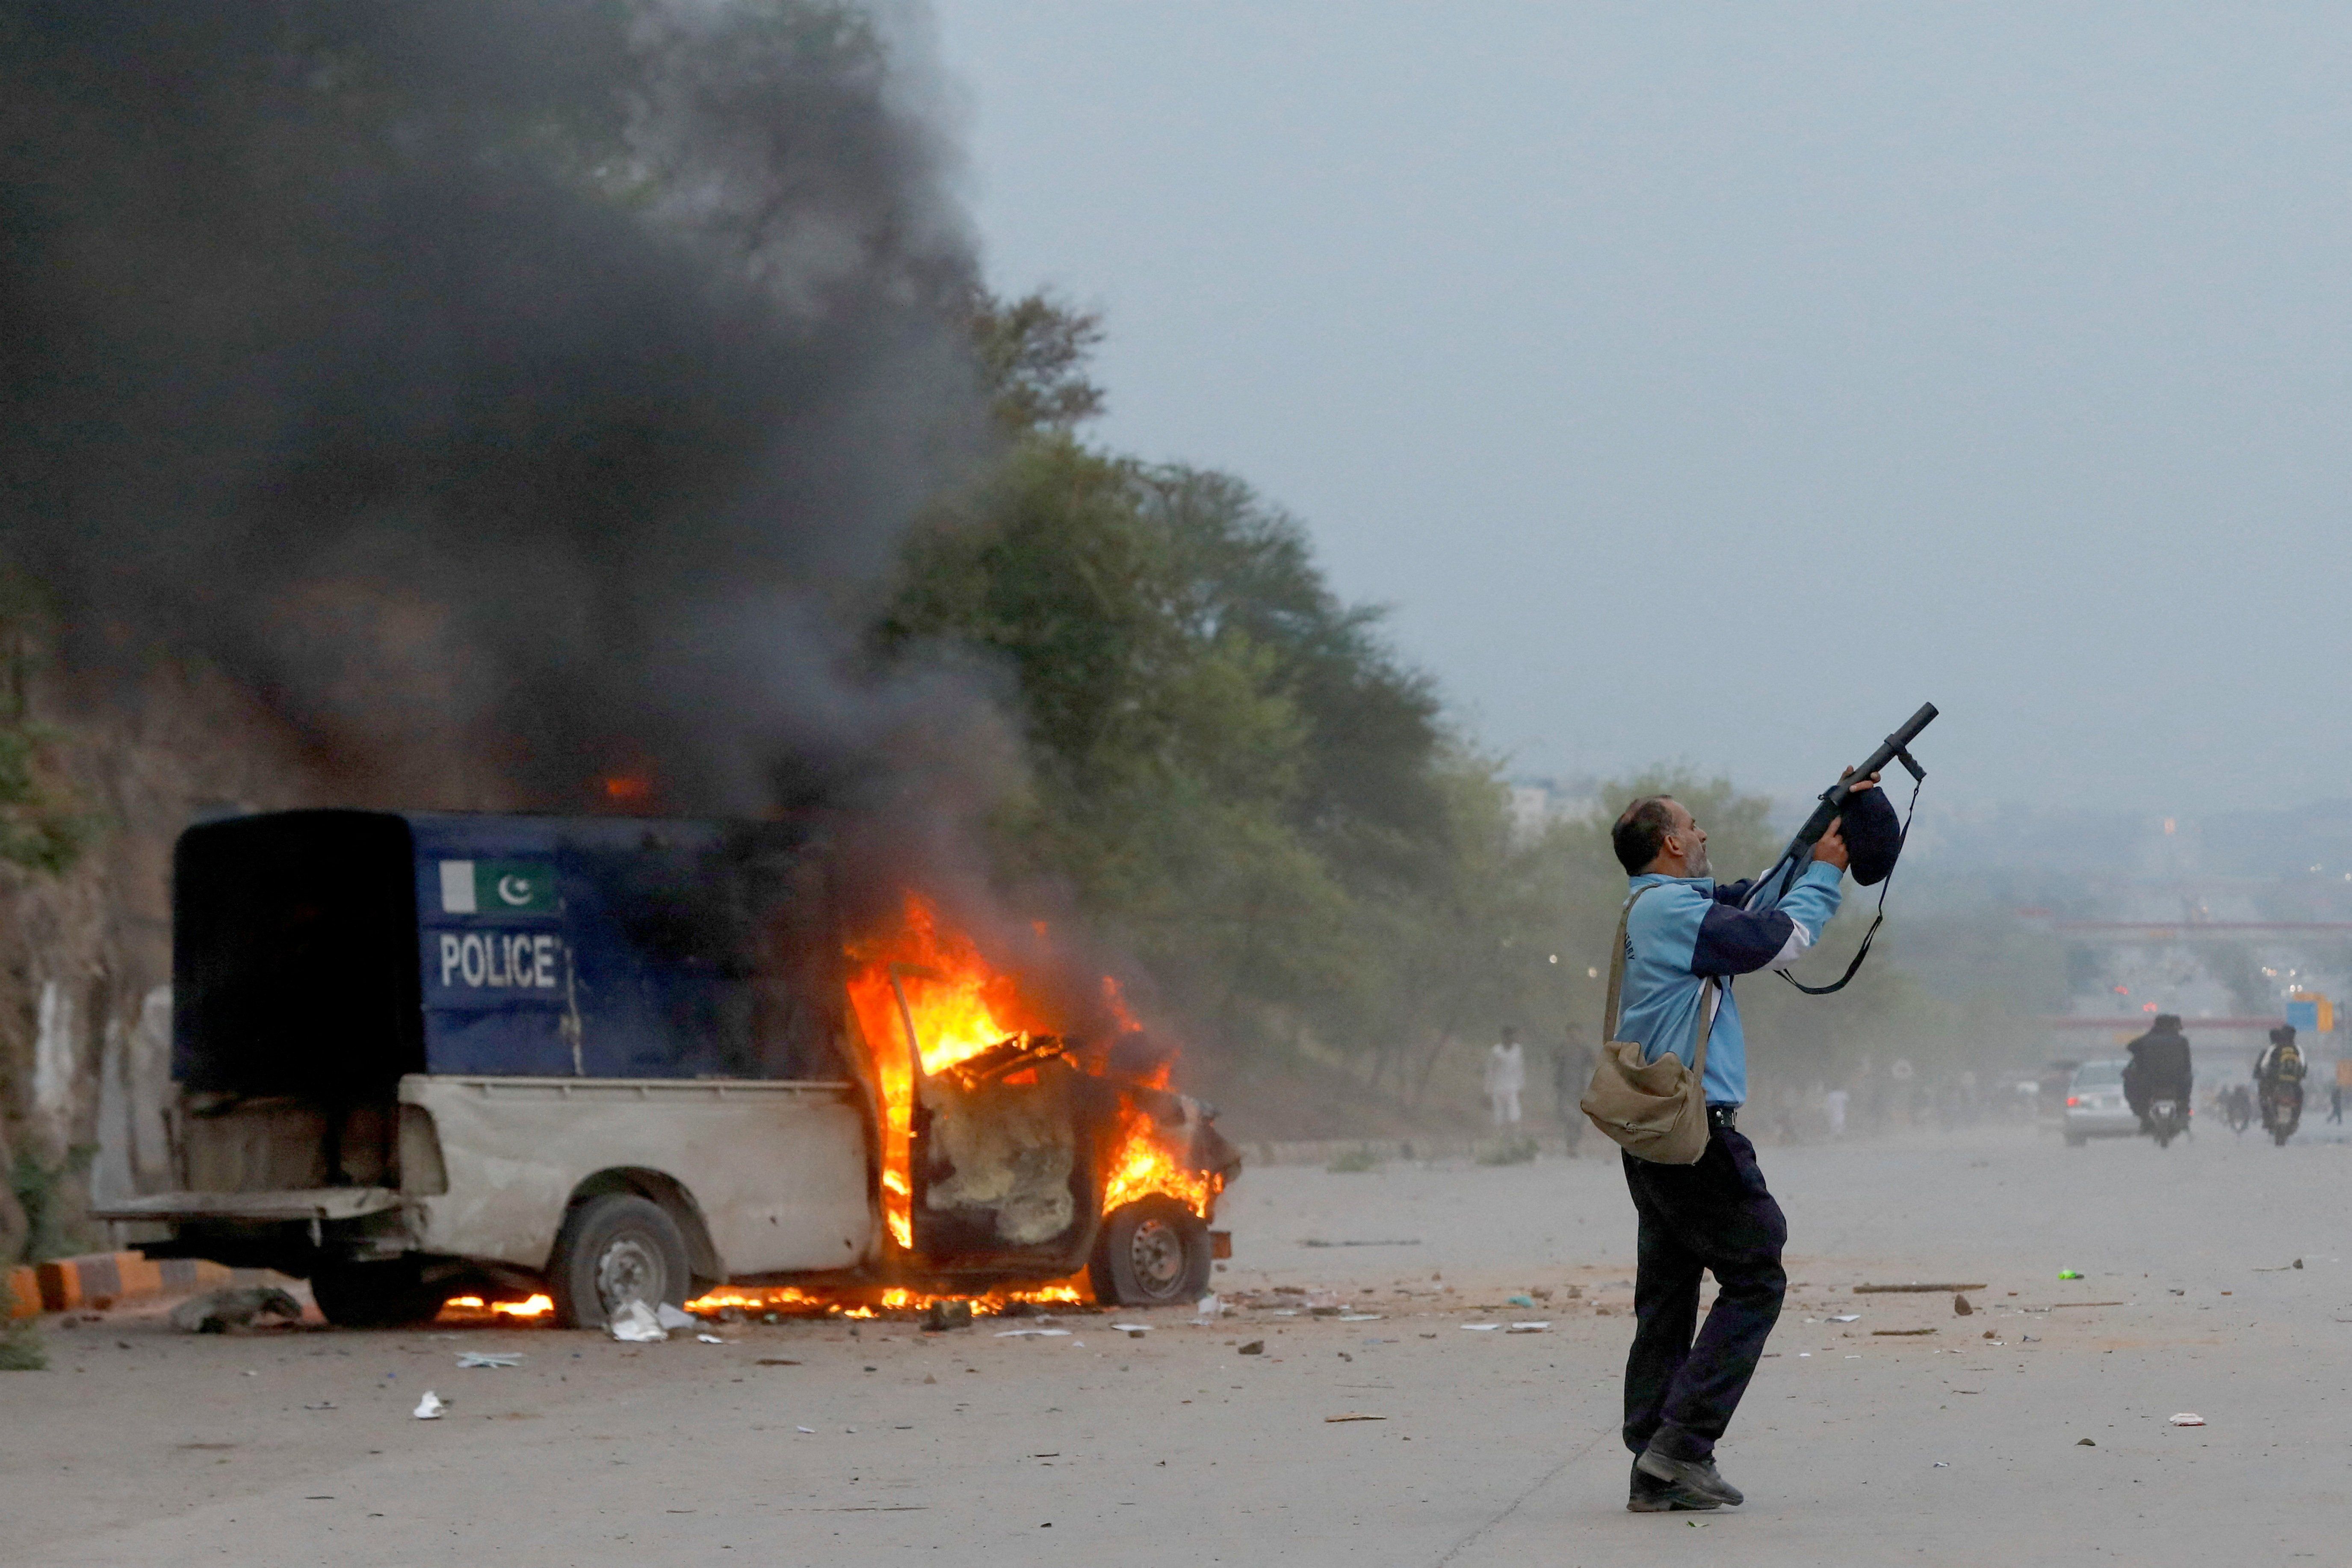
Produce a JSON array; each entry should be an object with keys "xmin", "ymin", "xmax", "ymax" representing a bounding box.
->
[{"xmin": 1706, "ymin": 1104, "xmax": 1739, "ymax": 1131}]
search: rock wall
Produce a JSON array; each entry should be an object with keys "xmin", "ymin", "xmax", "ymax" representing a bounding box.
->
[{"xmin": 0, "ymin": 663, "xmax": 331, "ymax": 1260}]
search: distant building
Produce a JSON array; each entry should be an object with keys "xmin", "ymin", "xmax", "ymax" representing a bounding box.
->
[{"xmin": 1507, "ymin": 777, "xmax": 1599, "ymax": 845}]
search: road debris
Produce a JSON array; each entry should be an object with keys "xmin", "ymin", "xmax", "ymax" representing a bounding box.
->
[
  {"xmin": 2076, "ymin": 1437, "xmax": 2095, "ymax": 1446},
  {"xmin": 2058, "ymin": 1270, "xmax": 2083, "ymax": 1281},
  {"xmin": 413, "ymin": 1390, "xmax": 447, "ymax": 1419},
  {"xmin": 2169, "ymin": 1413, "xmax": 2205, "ymax": 1426},
  {"xmin": 755, "ymin": 1357, "xmax": 801, "ymax": 1366},
  {"xmin": 696, "ymin": 1333, "xmax": 727, "ymax": 1344},
  {"xmin": 1953, "ymin": 1294, "xmax": 1974, "ymax": 1316},
  {"xmin": 455, "ymin": 1352, "xmax": 522, "ymax": 1368},
  {"xmin": 1300, "ymin": 1240, "xmax": 1421, "ymax": 1248},
  {"xmin": 656, "ymin": 1303, "xmax": 697, "ymax": 1331},
  {"xmin": 1827, "ymin": 1313, "xmax": 1860, "ymax": 1323},
  {"xmin": 994, "ymin": 1328, "xmax": 1072, "ymax": 1338},
  {"xmin": 1324, "ymin": 1412, "xmax": 1386, "ymax": 1422},
  {"xmin": 1872, "ymin": 1328, "xmax": 1936, "ymax": 1336},
  {"xmin": 1110, "ymin": 1323, "xmax": 1150, "ymax": 1337},
  {"xmin": 1238, "ymin": 1340, "xmax": 1265, "ymax": 1355},
  {"xmin": 2253, "ymin": 1259, "xmax": 2304, "ymax": 1272},
  {"xmin": 168, "ymin": 1287, "xmax": 303, "ymax": 1334},
  {"xmin": 1337, "ymin": 1313, "xmax": 1383, "ymax": 1322},
  {"xmin": 1507, "ymin": 1322, "xmax": 1550, "ymax": 1333},
  {"xmin": 1854, "ymin": 1283, "xmax": 1987, "ymax": 1294},
  {"xmin": 1460, "ymin": 1323, "xmax": 1499, "ymax": 1332},
  {"xmin": 608, "ymin": 1301, "xmax": 666, "ymax": 1343},
  {"xmin": 923, "ymin": 1301, "xmax": 974, "ymax": 1332},
  {"xmin": 2049, "ymin": 1302, "xmax": 2126, "ymax": 1310}
]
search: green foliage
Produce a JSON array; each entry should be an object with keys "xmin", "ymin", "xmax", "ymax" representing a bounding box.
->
[
  {"xmin": 0, "ymin": 1317, "xmax": 45, "ymax": 1372},
  {"xmin": 0, "ymin": 573, "xmax": 93, "ymax": 875},
  {"xmin": 8, "ymin": 1146, "xmax": 93, "ymax": 1266},
  {"xmin": 968, "ymin": 290, "xmax": 1107, "ymax": 434},
  {"xmin": 0, "ymin": 1268, "xmax": 41, "ymax": 1371}
]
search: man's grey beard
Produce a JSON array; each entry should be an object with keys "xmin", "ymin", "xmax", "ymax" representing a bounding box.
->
[{"xmin": 1683, "ymin": 841, "xmax": 1711, "ymax": 877}]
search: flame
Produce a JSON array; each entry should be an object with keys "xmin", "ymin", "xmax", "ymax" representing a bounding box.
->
[
  {"xmin": 1102, "ymin": 975, "xmax": 1141, "ymax": 1033},
  {"xmin": 1101, "ymin": 1098, "xmax": 1220, "ymax": 1217},
  {"xmin": 683, "ymin": 1280, "xmax": 1086, "ymax": 1318},
  {"xmin": 435, "ymin": 1292, "xmax": 555, "ymax": 1321},
  {"xmin": 842, "ymin": 892, "xmax": 1219, "ymax": 1273},
  {"xmin": 602, "ymin": 774, "xmax": 653, "ymax": 804},
  {"xmin": 846, "ymin": 895, "xmax": 1055, "ymax": 1249}
]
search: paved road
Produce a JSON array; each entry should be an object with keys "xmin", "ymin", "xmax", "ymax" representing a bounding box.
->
[{"xmin": 7, "ymin": 1122, "xmax": 2350, "ymax": 1566}]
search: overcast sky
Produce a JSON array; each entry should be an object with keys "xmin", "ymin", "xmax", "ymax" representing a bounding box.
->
[{"xmin": 927, "ymin": 3, "xmax": 2352, "ymax": 816}]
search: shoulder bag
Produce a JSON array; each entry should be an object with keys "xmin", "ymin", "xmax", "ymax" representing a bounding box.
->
[{"xmin": 1578, "ymin": 885, "xmax": 1717, "ymax": 1164}]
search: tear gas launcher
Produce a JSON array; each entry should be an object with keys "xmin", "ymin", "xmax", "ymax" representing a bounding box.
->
[{"xmin": 1753, "ymin": 701, "xmax": 1938, "ymax": 994}]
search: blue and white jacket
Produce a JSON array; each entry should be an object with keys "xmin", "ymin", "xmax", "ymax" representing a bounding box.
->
[{"xmin": 1616, "ymin": 861, "xmax": 1845, "ymax": 1107}]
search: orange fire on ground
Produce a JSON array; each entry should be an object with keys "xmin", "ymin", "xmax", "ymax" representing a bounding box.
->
[
  {"xmin": 435, "ymin": 1293, "xmax": 555, "ymax": 1321},
  {"xmin": 844, "ymin": 894, "xmax": 1221, "ymax": 1252},
  {"xmin": 680, "ymin": 1279, "xmax": 1087, "ymax": 1319}
]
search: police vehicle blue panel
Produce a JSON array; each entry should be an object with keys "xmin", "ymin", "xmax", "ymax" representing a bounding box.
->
[{"xmin": 405, "ymin": 814, "xmax": 823, "ymax": 1080}]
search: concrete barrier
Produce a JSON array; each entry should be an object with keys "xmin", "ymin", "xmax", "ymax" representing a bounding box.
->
[{"xmin": 14, "ymin": 1251, "xmax": 233, "ymax": 1315}]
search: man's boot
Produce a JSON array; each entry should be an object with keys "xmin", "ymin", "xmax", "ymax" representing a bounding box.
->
[
  {"xmin": 1634, "ymin": 1448, "xmax": 1744, "ymax": 1509},
  {"xmin": 1628, "ymin": 1458, "xmax": 1721, "ymax": 1512}
]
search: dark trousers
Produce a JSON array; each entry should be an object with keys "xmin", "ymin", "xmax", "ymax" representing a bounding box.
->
[{"xmin": 1621, "ymin": 1127, "xmax": 1787, "ymax": 1462}]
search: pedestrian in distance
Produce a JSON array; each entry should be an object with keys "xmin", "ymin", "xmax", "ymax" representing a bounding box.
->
[
  {"xmin": 1821, "ymin": 1086, "xmax": 1849, "ymax": 1139},
  {"xmin": 1604, "ymin": 774, "xmax": 1897, "ymax": 1514},
  {"xmin": 1485, "ymin": 1026, "xmax": 1526, "ymax": 1127},
  {"xmin": 2330, "ymin": 1076, "xmax": 2343, "ymax": 1125},
  {"xmin": 1556, "ymin": 1024, "xmax": 1593, "ymax": 1152}
]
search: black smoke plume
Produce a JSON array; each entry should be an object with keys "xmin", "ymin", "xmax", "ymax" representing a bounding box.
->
[{"xmin": 0, "ymin": 0, "xmax": 993, "ymax": 818}]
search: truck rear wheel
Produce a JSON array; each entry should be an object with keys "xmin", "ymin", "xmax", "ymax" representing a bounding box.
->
[
  {"xmin": 1088, "ymin": 1196, "xmax": 1212, "ymax": 1307},
  {"xmin": 550, "ymin": 1194, "xmax": 692, "ymax": 1329},
  {"xmin": 312, "ymin": 1259, "xmax": 443, "ymax": 1329}
]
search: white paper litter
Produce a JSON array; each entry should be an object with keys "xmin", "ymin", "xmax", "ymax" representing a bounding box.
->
[
  {"xmin": 2168, "ymin": 1413, "xmax": 2206, "ymax": 1427},
  {"xmin": 1194, "ymin": 1294, "xmax": 1222, "ymax": 1318},
  {"xmin": 412, "ymin": 1390, "xmax": 447, "ymax": 1419},
  {"xmin": 1337, "ymin": 1313, "xmax": 1383, "ymax": 1322},
  {"xmin": 1507, "ymin": 1322, "xmax": 1551, "ymax": 1333},
  {"xmin": 696, "ymin": 1333, "xmax": 729, "ymax": 1344},
  {"xmin": 456, "ymin": 1352, "xmax": 522, "ymax": 1368},
  {"xmin": 1270, "ymin": 1308, "xmax": 1300, "ymax": 1317},
  {"xmin": 994, "ymin": 1327, "xmax": 1073, "ymax": 1338},
  {"xmin": 796, "ymin": 1425, "xmax": 815, "ymax": 1434},
  {"xmin": 656, "ymin": 1303, "xmax": 697, "ymax": 1331},
  {"xmin": 1828, "ymin": 1314, "xmax": 1861, "ymax": 1323},
  {"xmin": 608, "ymin": 1300, "xmax": 667, "ymax": 1343},
  {"xmin": 1108, "ymin": 1323, "xmax": 1151, "ymax": 1334},
  {"xmin": 1460, "ymin": 1323, "xmax": 1500, "ymax": 1332}
]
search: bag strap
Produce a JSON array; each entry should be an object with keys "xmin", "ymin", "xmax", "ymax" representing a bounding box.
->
[
  {"xmin": 1691, "ymin": 976, "xmax": 1717, "ymax": 1085},
  {"xmin": 1607, "ymin": 883, "xmax": 1721, "ymax": 1090},
  {"xmin": 1602, "ymin": 885, "xmax": 1654, "ymax": 1041}
]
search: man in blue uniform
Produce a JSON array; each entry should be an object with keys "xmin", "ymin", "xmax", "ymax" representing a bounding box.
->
[{"xmin": 1609, "ymin": 777, "xmax": 1893, "ymax": 1514}]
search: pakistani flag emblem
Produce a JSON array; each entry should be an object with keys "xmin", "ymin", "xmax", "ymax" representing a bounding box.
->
[{"xmin": 438, "ymin": 859, "xmax": 558, "ymax": 915}]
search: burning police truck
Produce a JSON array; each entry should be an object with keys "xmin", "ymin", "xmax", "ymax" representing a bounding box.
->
[{"xmin": 95, "ymin": 810, "xmax": 1238, "ymax": 1327}]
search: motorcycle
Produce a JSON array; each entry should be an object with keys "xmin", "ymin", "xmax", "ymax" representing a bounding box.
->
[
  {"xmin": 2147, "ymin": 1096, "xmax": 2186, "ymax": 1149},
  {"xmin": 2260, "ymin": 1080, "xmax": 2303, "ymax": 1147}
]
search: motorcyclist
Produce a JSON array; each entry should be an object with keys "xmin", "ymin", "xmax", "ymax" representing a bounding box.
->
[
  {"xmin": 2122, "ymin": 1013, "xmax": 2193, "ymax": 1133},
  {"xmin": 2254, "ymin": 1024, "xmax": 2306, "ymax": 1107}
]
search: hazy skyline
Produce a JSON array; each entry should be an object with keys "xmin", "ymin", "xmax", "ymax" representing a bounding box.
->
[{"xmin": 931, "ymin": 3, "xmax": 2351, "ymax": 816}]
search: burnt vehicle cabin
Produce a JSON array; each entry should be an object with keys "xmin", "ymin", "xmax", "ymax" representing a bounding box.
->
[{"xmin": 99, "ymin": 810, "xmax": 1234, "ymax": 1326}]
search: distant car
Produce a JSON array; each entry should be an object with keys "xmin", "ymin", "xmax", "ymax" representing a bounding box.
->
[{"xmin": 2063, "ymin": 1058, "xmax": 2139, "ymax": 1146}]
